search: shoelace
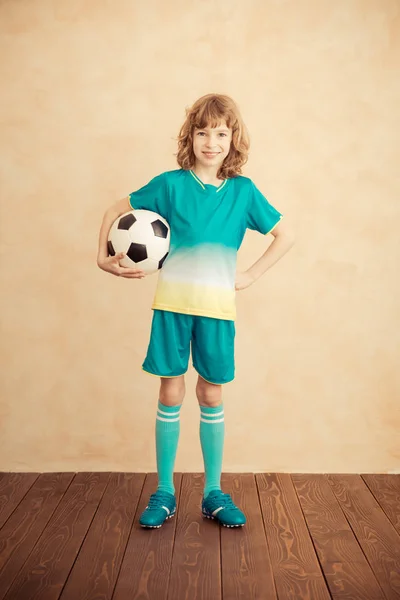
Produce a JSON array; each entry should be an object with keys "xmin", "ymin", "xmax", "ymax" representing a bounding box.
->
[
  {"xmin": 208, "ymin": 493, "xmax": 237, "ymax": 511},
  {"xmin": 147, "ymin": 492, "xmax": 173, "ymax": 509}
]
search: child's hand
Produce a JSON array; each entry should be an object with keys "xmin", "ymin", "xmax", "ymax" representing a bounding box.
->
[
  {"xmin": 235, "ymin": 271, "xmax": 255, "ymax": 291},
  {"xmin": 97, "ymin": 252, "xmax": 146, "ymax": 279}
]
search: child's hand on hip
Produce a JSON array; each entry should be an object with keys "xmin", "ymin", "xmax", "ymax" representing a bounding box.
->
[
  {"xmin": 97, "ymin": 252, "xmax": 146, "ymax": 279},
  {"xmin": 235, "ymin": 271, "xmax": 255, "ymax": 291}
]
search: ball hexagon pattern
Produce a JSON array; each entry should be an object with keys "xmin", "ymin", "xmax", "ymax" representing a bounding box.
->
[{"xmin": 108, "ymin": 209, "xmax": 170, "ymax": 274}]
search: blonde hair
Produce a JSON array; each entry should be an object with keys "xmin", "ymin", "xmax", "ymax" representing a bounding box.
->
[{"xmin": 176, "ymin": 94, "xmax": 250, "ymax": 179}]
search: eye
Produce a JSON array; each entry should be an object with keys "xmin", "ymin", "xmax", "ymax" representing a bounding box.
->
[
  {"xmin": 218, "ymin": 133, "xmax": 227, "ymax": 137},
  {"xmin": 197, "ymin": 131, "xmax": 206, "ymax": 136}
]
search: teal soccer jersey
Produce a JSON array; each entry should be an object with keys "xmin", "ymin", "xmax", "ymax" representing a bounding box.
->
[{"xmin": 129, "ymin": 169, "xmax": 282, "ymax": 321}]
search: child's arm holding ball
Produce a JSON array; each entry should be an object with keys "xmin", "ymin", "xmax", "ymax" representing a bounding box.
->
[{"xmin": 97, "ymin": 196, "xmax": 145, "ymax": 279}]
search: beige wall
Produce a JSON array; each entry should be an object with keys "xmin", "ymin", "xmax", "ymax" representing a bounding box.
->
[{"xmin": 1, "ymin": 0, "xmax": 399, "ymax": 473}]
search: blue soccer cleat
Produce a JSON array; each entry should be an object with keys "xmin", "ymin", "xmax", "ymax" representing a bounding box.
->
[
  {"xmin": 139, "ymin": 490, "xmax": 176, "ymax": 528},
  {"xmin": 202, "ymin": 489, "xmax": 246, "ymax": 527}
]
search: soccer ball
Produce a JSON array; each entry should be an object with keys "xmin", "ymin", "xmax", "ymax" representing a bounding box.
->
[{"xmin": 107, "ymin": 209, "xmax": 170, "ymax": 275}]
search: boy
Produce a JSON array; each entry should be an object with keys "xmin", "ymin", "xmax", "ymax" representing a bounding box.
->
[{"xmin": 97, "ymin": 94, "xmax": 295, "ymax": 528}]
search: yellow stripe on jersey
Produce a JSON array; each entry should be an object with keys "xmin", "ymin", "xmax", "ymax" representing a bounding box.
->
[{"xmin": 152, "ymin": 280, "xmax": 236, "ymax": 321}]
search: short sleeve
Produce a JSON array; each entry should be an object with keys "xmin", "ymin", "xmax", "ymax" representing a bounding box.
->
[
  {"xmin": 246, "ymin": 181, "xmax": 283, "ymax": 235},
  {"xmin": 129, "ymin": 173, "xmax": 169, "ymax": 220}
]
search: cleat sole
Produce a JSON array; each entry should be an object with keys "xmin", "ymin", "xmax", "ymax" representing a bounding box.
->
[
  {"xmin": 140, "ymin": 512, "xmax": 175, "ymax": 529},
  {"xmin": 202, "ymin": 512, "xmax": 245, "ymax": 527}
]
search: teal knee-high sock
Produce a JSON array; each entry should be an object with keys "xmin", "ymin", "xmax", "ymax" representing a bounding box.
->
[
  {"xmin": 199, "ymin": 403, "xmax": 225, "ymax": 499},
  {"xmin": 156, "ymin": 400, "xmax": 182, "ymax": 496}
]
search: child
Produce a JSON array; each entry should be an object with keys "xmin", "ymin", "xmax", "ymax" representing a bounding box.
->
[{"xmin": 97, "ymin": 94, "xmax": 294, "ymax": 529}]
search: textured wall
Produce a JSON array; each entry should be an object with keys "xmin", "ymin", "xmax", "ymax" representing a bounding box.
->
[{"xmin": 1, "ymin": 0, "xmax": 399, "ymax": 472}]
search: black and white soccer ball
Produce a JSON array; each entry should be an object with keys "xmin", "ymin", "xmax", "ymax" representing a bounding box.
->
[{"xmin": 107, "ymin": 209, "xmax": 170, "ymax": 275}]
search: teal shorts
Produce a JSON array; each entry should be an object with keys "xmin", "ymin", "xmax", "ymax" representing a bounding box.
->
[{"xmin": 142, "ymin": 309, "xmax": 235, "ymax": 384}]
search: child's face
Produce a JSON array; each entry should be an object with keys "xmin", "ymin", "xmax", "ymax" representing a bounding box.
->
[{"xmin": 192, "ymin": 121, "xmax": 232, "ymax": 173}]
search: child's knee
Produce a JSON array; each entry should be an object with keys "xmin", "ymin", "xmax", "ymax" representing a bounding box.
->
[
  {"xmin": 159, "ymin": 375, "xmax": 185, "ymax": 406},
  {"xmin": 196, "ymin": 376, "xmax": 222, "ymax": 407}
]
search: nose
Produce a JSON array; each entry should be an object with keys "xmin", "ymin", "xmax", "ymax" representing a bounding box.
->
[{"xmin": 205, "ymin": 135, "xmax": 217, "ymax": 149}]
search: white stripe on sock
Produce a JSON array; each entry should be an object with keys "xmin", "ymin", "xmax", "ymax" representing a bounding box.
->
[
  {"xmin": 200, "ymin": 410, "xmax": 224, "ymax": 418},
  {"xmin": 157, "ymin": 416, "xmax": 180, "ymax": 422},
  {"xmin": 200, "ymin": 417, "xmax": 224, "ymax": 423},
  {"xmin": 158, "ymin": 408, "xmax": 180, "ymax": 416}
]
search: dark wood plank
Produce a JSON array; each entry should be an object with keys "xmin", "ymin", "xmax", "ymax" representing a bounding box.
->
[
  {"xmin": 220, "ymin": 473, "xmax": 277, "ymax": 599},
  {"xmin": 362, "ymin": 475, "xmax": 400, "ymax": 535},
  {"xmin": 112, "ymin": 472, "xmax": 181, "ymax": 600},
  {"xmin": 167, "ymin": 473, "xmax": 221, "ymax": 600},
  {"xmin": 0, "ymin": 473, "xmax": 74, "ymax": 600},
  {"xmin": 59, "ymin": 472, "xmax": 145, "ymax": 600},
  {"xmin": 1, "ymin": 471, "xmax": 397, "ymax": 600},
  {"xmin": 326, "ymin": 474, "xmax": 400, "ymax": 599},
  {"xmin": 0, "ymin": 473, "xmax": 39, "ymax": 528},
  {"xmin": 3, "ymin": 472, "xmax": 110, "ymax": 600},
  {"xmin": 292, "ymin": 474, "xmax": 385, "ymax": 599},
  {"xmin": 256, "ymin": 473, "xmax": 332, "ymax": 599}
]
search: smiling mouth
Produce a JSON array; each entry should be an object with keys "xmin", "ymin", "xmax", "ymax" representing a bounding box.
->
[{"xmin": 203, "ymin": 152, "xmax": 220, "ymax": 156}]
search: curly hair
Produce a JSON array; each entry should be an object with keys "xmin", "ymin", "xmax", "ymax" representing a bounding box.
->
[{"xmin": 176, "ymin": 94, "xmax": 250, "ymax": 179}]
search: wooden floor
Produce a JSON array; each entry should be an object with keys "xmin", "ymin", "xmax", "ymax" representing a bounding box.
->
[{"xmin": 0, "ymin": 472, "xmax": 399, "ymax": 600}]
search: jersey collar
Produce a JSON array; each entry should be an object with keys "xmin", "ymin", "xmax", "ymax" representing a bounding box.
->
[{"xmin": 189, "ymin": 170, "xmax": 228, "ymax": 193}]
